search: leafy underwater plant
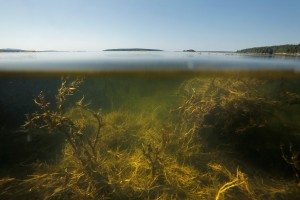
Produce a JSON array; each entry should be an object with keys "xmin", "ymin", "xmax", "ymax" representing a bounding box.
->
[
  {"xmin": 2, "ymin": 76, "xmax": 300, "ymax": 199},
  {"xmin": 23, "ymin": 77, "xmax": 111, "ymax": 196},
  {"xmin": 176, "ymin": 77, "xmax": 300, "ymax": 170},
  {"xmin": 280, "ymin": 143, "xmax": 300, "ymax": 182}
]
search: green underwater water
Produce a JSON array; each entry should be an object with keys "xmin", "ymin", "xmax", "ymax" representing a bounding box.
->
[{"xmin": 1, "ymin": 73, "xmax": 300, "ymax": 199}]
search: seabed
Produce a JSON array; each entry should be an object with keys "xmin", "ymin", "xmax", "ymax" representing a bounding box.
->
[{"xmin": 0, "ymin": 75, "xmax": 300, "ymax": 199}]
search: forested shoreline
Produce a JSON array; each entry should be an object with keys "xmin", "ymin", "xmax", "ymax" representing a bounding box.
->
[{"xmin": 237, "ymin": 44, "xmax": 300, "ymax": 55}]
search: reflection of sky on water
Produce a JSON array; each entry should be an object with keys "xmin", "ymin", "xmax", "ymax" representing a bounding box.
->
[{"xmin": 0, "ymin": 52, "xmax": 299, "ymax": 72}]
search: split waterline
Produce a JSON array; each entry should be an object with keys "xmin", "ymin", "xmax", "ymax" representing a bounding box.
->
[{"xmin": 0, "ymin": 52, "xmax": 300, "ymax": 199}]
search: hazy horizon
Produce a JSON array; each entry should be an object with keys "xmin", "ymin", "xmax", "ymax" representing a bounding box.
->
[{"xmin": 0, "ymin": 47, "xmax": 240, "ymax": 52}]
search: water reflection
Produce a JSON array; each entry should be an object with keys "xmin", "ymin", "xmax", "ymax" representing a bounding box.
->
[{"xmin": 0, "ymin": 52, "xmax": 299, "ymax": 72}]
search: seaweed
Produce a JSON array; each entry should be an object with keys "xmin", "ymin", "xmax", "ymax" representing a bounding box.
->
[
  {"xmin": 177, "ymin": 77, "xmax": 300, "ymax": 174},
  {"xmin": 280, "ymin": 143, "xmax": 300, "ymax": 181},
  {"xmin": 23, "ymin": 77, "xmax": 111, "ymax": 197},
  {"xmin": 1, "ymin": 76, "xmax": 300, "ymax": 199}
]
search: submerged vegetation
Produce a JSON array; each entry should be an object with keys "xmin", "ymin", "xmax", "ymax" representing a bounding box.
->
[{"xmin": 1, "ymin": 75, "xmax": 300, "ymax": 199}]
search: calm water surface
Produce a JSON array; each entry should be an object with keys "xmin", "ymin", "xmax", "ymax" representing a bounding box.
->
[{"xmin": 0, "ymin": 51, "xmax": 299, "ymax": 72}]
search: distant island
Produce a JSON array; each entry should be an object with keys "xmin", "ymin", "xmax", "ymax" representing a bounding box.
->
[
  {"xmin": 237, "ymin": 44, "xmax": 300, "ymax": 55},
  {"xmin": 183, "ymin": 49, "xmax": 196, "ymax": 52},
  {"xmin": 0, "ymin": 48, "xmax": 70, "ymax": 53},
  {"xmin": 0, "ymin": 48, "xmax": 36, "ymax": 52},
  {"xmin": 103, "ymin": 48, "xmax": 163, "ymax": 52}
]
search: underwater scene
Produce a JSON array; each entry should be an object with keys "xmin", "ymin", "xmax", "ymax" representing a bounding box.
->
[{"xmin": 1, "ymin": 54, "xmax": 300, "ymax": 200}]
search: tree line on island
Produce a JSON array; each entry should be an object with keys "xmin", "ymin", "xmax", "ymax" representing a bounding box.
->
[
  {"xmin": 103, "ymin": 48, "xmax": 163, "ymax": 51},
  {"xmin": 237, "ymin": 44, "xmax": 300, "ymax": 55}
]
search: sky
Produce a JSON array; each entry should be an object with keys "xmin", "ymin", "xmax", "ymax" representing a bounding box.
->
[{"xmin": 0, "ymin": 0, "xmax": 299, "ymax": 51}]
